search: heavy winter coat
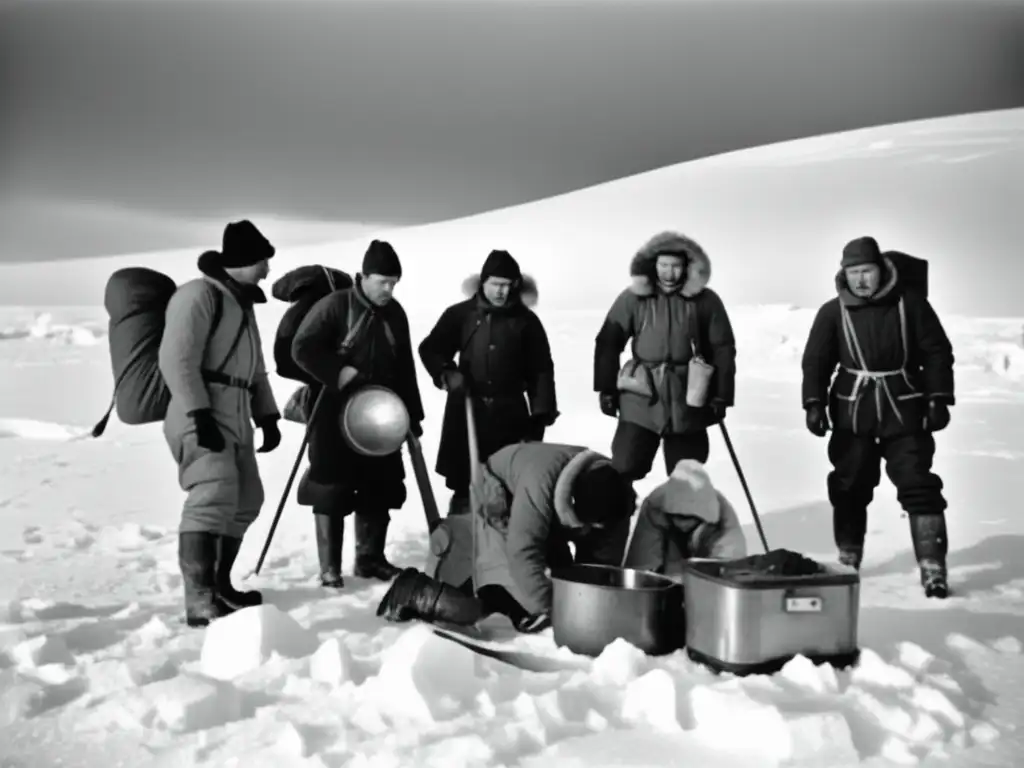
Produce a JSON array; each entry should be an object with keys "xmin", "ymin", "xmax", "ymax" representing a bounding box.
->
[
  {"xmin": 801, "ymin": 257, "xmax": 955, "ymax": 438},
  {"xmin": 159, "ymin": 262, "xmax": 279, "ymax": 448},
  {"xmin": 593, "ymin": 232, "xmax": 737, "ymax": 435},
  {"xmin": 418, "ymin": 274, "xmax": 557, "ymax": 492},
  {"xmin": 290, "ymin": 276, "xmax": 425, "ymax": 506},
  {"xmin": 623, "ymin": 459, "xmax": 747, "ymax": 578}
]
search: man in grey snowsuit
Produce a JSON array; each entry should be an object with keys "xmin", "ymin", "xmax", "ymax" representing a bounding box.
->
[
  {"xmin": 159, "ymin": 220, "xmax": 282, "ymax": 627},
  {"xmin": 801, "ymin": 236, "xmax": 954, "ymax": 598}
]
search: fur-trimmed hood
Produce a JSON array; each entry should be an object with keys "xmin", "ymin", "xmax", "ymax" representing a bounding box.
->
[
  {"xmin": 836, "ymin": 255, "xmax": 900, "ymax": 307},
  {"xmin": 552, "ymin": 449, "xmax": 617, "ymax": 528},
  {"xmin": 628, "ymin": 231, "xmax": 712, "ymax": 298},
  {"xmin": 461, "ymin": 273, "xmax": 539, "ymax": 308}
]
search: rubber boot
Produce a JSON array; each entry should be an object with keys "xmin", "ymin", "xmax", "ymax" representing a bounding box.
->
[
  {"xmin": 314, "ymin": 512, "xmax": 345, "ymax": 588},
  {"xmin": 376, "ymin": 567, "xmax": 483, "ymax": 625},
  {"xmin": 354, "ymin": 511, "xmax": 401, "ymax": 581},
  {"xmin": 833, "ymin": 505, "xmax": 867, "ymax": 571},
  {"xmin": 215, "ymin": 536, "xmax": 262, "ymax": 608},
  {"xmin": 179, "ymin": 532, "xmax": 234, "ymax": 627},
  {"xmin": 909, "ymin": 513, "xmax": 949, "ymax": 599}
]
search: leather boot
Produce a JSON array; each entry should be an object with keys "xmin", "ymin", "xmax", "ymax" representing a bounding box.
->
[
  {"xmin": 216, "ymin": 536, "xmax": 263, "ymax": 608},
  {"xmin": 314, "ymin": 512, "xmax": 345, "ymax": 588},
  {"xmin": 909, "ymin": 513, "xmax": 949, "ymax": 599},
  {"xmin": 376, "ymin": 567, "xmax": 483, "ymax": 625},
  {"xmin": 833, "ymin": 505, "xmax": 868, "ymax": 570},
  {"xmin": 354, "ymin": 511, "xmax": 401, "ymax": 581},
  {"xmin": 179, "ymin": 532, "xmax": 233, "ymax": 627}
]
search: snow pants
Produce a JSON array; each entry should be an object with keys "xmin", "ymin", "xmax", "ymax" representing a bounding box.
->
[
  {"xmin": 610, "ymin": 420, "xmax": 710, "ymax": 482},
  {"xmin": 169, "ymin": 433, "xmax": 265, "ymax": 539},
  {"xmin": 827, "ymin": 430, "xmax": 946, "ymax": 550}
]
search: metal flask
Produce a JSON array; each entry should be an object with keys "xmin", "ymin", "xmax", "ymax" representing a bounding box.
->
[
  {"xmin": 340, "ymin": 385, "xmax": 410, "ymax": 457},
  {"xmin": 551, "ymin": 564, "xmax": 686, "ymax": 658}
]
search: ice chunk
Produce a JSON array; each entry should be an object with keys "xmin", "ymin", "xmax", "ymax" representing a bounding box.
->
[
  {"xmin": 878, "ymin": 735, "xmax": 919, "ymax": 765},
  {"xmin": 780, "ymin": 654, "xmax": 840, "ymax": 694},
  {"xmin": 910, "ymin": 684, "xmax": 966, "ymax": 729},
  {"xmin": 621, "ymin": 668, "xmax": 680, "ymax": 732},
  {"xmin": 142, "ymin": 672, "xmax": 243, "ymax": 733},
  {"xmin": 9, "ymin": 634, "xmax": 74, "ymax": 669},
  {"xmin": 897, "ymin": 642, "xmax": 938, "ymax": 674},
  {"xmin": 309, "ymin": 636, "xmax": 355, "ymax": 686},
  {"xmin": 782, "ymin": 711, "xmax": 861, "ymax": 767},
  {"xmin": 590, "ymin": 638, "xmax": 648, "ymax": 686},
  {"xmin": 200, "ymin": 605, "xmax": 318, "ymax": 681},
  {"xmin": 970, "ymin": 722, "xmax": 1000, "ymax": 745},
  {"xmin": 946, "ymin": 633, "xmax": 989, "ymax": 655},
  {"xmin": 850, "ymin": 648, "xmax": 915, "ymax": 690},
  {"xmin": 990, "ymin": 636, "xmax": 1022, "ymax": 655}
]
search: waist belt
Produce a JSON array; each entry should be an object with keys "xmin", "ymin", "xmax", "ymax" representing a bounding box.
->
[{"xmin": 202, "ymin": 368, "xmax": 254, "ymax": 392}]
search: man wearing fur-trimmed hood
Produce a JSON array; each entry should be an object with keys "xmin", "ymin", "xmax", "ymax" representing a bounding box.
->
[
  {"xmin": 801, "ymin": 236, "xmax": 954, "ymax": 599},
  {"xmin": 419, "ymin": 249, "xmax": 558, "ymax": 517},
  {"xmin": 593, "ymin": 231, "xmax": 737, "ymax": 482}
]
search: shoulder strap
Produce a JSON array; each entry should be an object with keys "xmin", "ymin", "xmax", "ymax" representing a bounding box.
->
[
  {"xmin": 212, "ymin": 289, "xmax": 249, "ymax": 375},
  {"xmin": 322, "ymin": 266, "xmax": 337, "ymax": 293},
  {"xmin": 686, "ymin": 300, "xmax": 703, "ymax": 360}
]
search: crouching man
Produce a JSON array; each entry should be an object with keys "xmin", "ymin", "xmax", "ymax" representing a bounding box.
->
[
  {"xmin": 376, "ymin": 442, "xmax": 637, "ymax": 632},
  {"xmin": 622, "ymin": 459, "xmax": 747, "ymax": 577}
]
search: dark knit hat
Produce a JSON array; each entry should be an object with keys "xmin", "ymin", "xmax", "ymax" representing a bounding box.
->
[
  {"xmin": 841, "ymin": 236, "xmax": 883, "ymax": 269},
  {"xmin": 220, "ymin": 219, "xmax": 275, "ymax": 267},
  {"xmin": 362, "ymin": 239, "xmax": 402, "ymax": 278},
  {"xmin": 480, "ymin": 249, "xmax": 522, "ymax": 282},
  {"xmin": 573, "ymin": 462, "xmax": 633, "ymax": 526}
]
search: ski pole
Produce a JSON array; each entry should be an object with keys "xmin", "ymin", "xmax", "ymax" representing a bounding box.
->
[
  {"xmin": 253, "ymin": 388, "xmax": 326, "ymax": 575},
  {"xmin": 718, "ymin": 421, "xmax": 770, "ymax": 553}
]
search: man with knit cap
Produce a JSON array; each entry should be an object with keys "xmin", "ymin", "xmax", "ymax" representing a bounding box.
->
[
  {"xmin": 292, "ymin": 239, "xmax": 425, "ymax": 584},
  {"xmin": 159, "ymin": 219, "xmax": 282, "ymax": 627},
  {"xmin": 419, "ymin": 248, "xmax": 557, "ymax": 518},
  {"xmin": 801, "ymin": 236, "xmax": 955, "ymax": 598},
  {"xmin": 376, "ymin": 441, "xmax": 636, "ymax": 632}
]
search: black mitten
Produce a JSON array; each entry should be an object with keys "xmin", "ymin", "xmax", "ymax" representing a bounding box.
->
[{"xmin": 191, "ymin": 409, "xmax": 226, "ymax": 452}]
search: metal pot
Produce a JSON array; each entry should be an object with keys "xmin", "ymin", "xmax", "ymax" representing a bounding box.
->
[
  {"xmin": 551, "ymin": 564, "xmax": 685, "ymax": 657},
  {"xmin": 340, "ymin": 385, "xmax": 410, "ymax": 457}
]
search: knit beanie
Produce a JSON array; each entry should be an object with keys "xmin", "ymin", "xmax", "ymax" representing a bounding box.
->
[
  {"xmin": 362, "ymin": 239, "xmax": 403, "ymax": 278},
  {"xmin": 480, "ymin": 249, "xmax": 522, "ymax": 282},
  {"xmin": 841, "ymin": 236, "xmax": 883, "ymax": 269},
  {"xmin": 220, "ymin": 220, "xmax": 275, "ymax": 267},
  {"xmin": 573, "ymin": 462, "xmax": 633, "ymax": 526}
]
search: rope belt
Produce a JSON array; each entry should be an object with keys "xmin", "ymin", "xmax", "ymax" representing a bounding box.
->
[{"xmin": 201, "ymin": 368, "xmax": 254, "ymax": 392}]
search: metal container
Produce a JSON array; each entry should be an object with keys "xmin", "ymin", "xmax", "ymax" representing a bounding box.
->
[
  {"xmin": 551, "ymin": 564, "xmax": 685, "ymax": 658},
  {"xmin": 340, "ymin": 385, "xmax": 410, "ymax": 457},
  {"xmin": 683, "ymin": 557, "xmax": 860, "ymax": 675}
]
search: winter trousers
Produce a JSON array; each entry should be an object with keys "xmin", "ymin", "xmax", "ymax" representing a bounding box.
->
[
  {"xmin": 827, "ymin": 430, "xmax": 946, "ymax": 551},
  {"xmin": 610, "ymin": 420, "xmax": 710, "ymax": 482},
  {"xmin": 170, "ymin": 434, "xmax": 264, "ymax": 539}
]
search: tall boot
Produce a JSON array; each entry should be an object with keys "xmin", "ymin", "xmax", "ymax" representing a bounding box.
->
[
  {"xmin": 216, "ymin": 536, "xmax": 263, "ymax": 608},
  {"xmin": 314, "ymin": 512, "xmax": 345, "ymax": 588},
  {"xmin": 376, "ymin": 567, "xmax": 483, "ymax": 625},
  {"xmin": 833, "ymin": 505, "xmax": 868, "ymax": 570},
  {"xmin": 354, "ymin": 511, "xmax": 401, "ymax": 581},
  {"xmin": 909, "ymin": 513, "xmax": 949, "ymax": 599},
  {"xmin": 179, "ymin": 531, "xmax": 233, "ymax": 627}
]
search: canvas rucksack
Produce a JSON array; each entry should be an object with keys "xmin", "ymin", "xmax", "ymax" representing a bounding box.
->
[
  {"xmin": 884, "ymin": 250, "xmax": 929, "ymax": 298},
  {"xmin": 90, "ymin": 267, "xmax": 230, "ymax": 438}
]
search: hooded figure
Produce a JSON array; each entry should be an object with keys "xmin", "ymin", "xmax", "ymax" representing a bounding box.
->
[
  {"xmin": 593, "ymin": 231, "xmax": 737, "ymax": 483},
  {"xmin": 801, "ymin": 236, "xmax": 954, "ymax": 598},
  {"xmin": 623, "ymin": 459, "xmax": 748, "ymax": 577},
  {"xmin": 290, "ymin": 240, "xmax": 425, "ymax": 586},
  {"xmin": 418, "ymin": 249, "xmax": 557, "ymax": 516},
  {"xmin": 158, "ymin": 219, "xmax": 282, "ymax": 627},
  {"xmin": 376, "ymin": 442, "xmax": 636, "ymax": 633}
]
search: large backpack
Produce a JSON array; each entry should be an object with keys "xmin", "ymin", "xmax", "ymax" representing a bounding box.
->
[
  {"xmin": 272, "ymin": 265, "xmax": 354, "ymax": 383},
  {"xmin": 885, "ymin": 250, "xmax": 929, "ymax": 299},
  {"xmin": 90, "ymin": 267, "xmax": 226, "ymax": 438}
]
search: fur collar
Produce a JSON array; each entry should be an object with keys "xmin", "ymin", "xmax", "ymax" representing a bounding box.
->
[
  {"xmin": 197, "ymin": 250, "xmax": 267, "ymax": 305},
  {"xmin": 461, "ymin": 273, "xmax": 539, "ymax": 308},
  {"xmin": 552, "ymin": 449, "xmax": 610, "ymax": 528},
  {"xmin": 628, "ymin": 231, "xmax": 712, "ymax": 299},
  {"xmin": 836, "ymin": 255, "xmax": 900, "ymax": 307}
]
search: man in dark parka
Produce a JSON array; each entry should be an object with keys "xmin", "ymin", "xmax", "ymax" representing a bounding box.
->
[
  {"xmin": 291, "ymin": 240, "xmax": 425, "ymax": 585},
  {"xmin": 801, "ymin": 236, "xmax": 955, "ymax": 598},
  {"xmin": 418, "ymin": 249, "xmax": 558, "ymax": 515},
  {"xmin": 593, "ymin": 231, "xmax": 737, "ymax": 480}
]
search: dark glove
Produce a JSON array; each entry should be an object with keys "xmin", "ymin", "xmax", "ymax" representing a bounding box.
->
[
  {"xmin": 805, "ymin": 403, "xmax": 830, "ymax": 438},
  {"xmin": 708, "ymin": 399, "xmax": 728, "ymax": 424},
  {"xmin": 410, "ymin": 421, "xmax": 424, "ymax": 439},
  {"xmin": 599, "ymin": 392, "xmax": 619, "ymax": 418},
  {"xmin": 923, "ymin": 399, "xmax": 950, "ymax": 432},
  {"xmin": 438, "ymin": 369, "xmax": 466, "ymax": 394},
  {"xmin": 515, "ymin": 612, "xmax": 551, "ymax": 634},
  {"xmin": 191, "ymin": 409, "xmax": 225, "ymax": 453},
  {"xmin": 256, "ymin": 416, "xmax": 281, "ymax": 453}
]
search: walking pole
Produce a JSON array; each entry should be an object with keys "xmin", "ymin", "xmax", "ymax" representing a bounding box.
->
[
  {"xmin": 465, "ymin": 395, "xmax": 482, "ymax": 597},
  {"xmin": 718, "ymin": 421, "xmax": 771, "ymax": 553},
  {"xmin": 253, "ymin": 389, "xmax": 327, "ymax": 575}
]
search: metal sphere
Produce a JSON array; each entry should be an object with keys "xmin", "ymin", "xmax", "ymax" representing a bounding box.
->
[{"xmin": 340, "ymin": 385, "xmax": 410, "ymax": 457}]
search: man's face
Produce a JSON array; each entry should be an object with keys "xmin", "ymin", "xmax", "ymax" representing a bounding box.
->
[
  {"xmin": 362, "ymin": 273, "xmax": 400, "ymax": 306},
  {"xmin": 655, "ymin": 255, "xmax": 686, "ymax": 287},
  {"xmin": 482, "ymin": 276, "xmax": 514, "ymax": 306},
  {"xmin": 226, "ymin": 259, "xmax": 270, "ymax": 285},
  {"xmin": 845, "ymin": 263, "xmax": 882, "ymax": 298}
]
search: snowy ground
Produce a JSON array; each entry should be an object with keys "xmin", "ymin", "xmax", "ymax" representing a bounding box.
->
[{"xmin": 3, "ymin": 111, "xmax": 1024, "ymax": 766}]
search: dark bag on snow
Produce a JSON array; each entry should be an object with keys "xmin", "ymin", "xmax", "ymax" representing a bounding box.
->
[
  {"xmin": 884, "ymin": 251, "xmax": 928, "ymax": 299},
  {"xmin": 272, "ymin": 265, "xmax": 353, "ymax": 384},
  {"xmin": 90, "ymin": 267, "xmax": 225, "ymax": 438}
]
